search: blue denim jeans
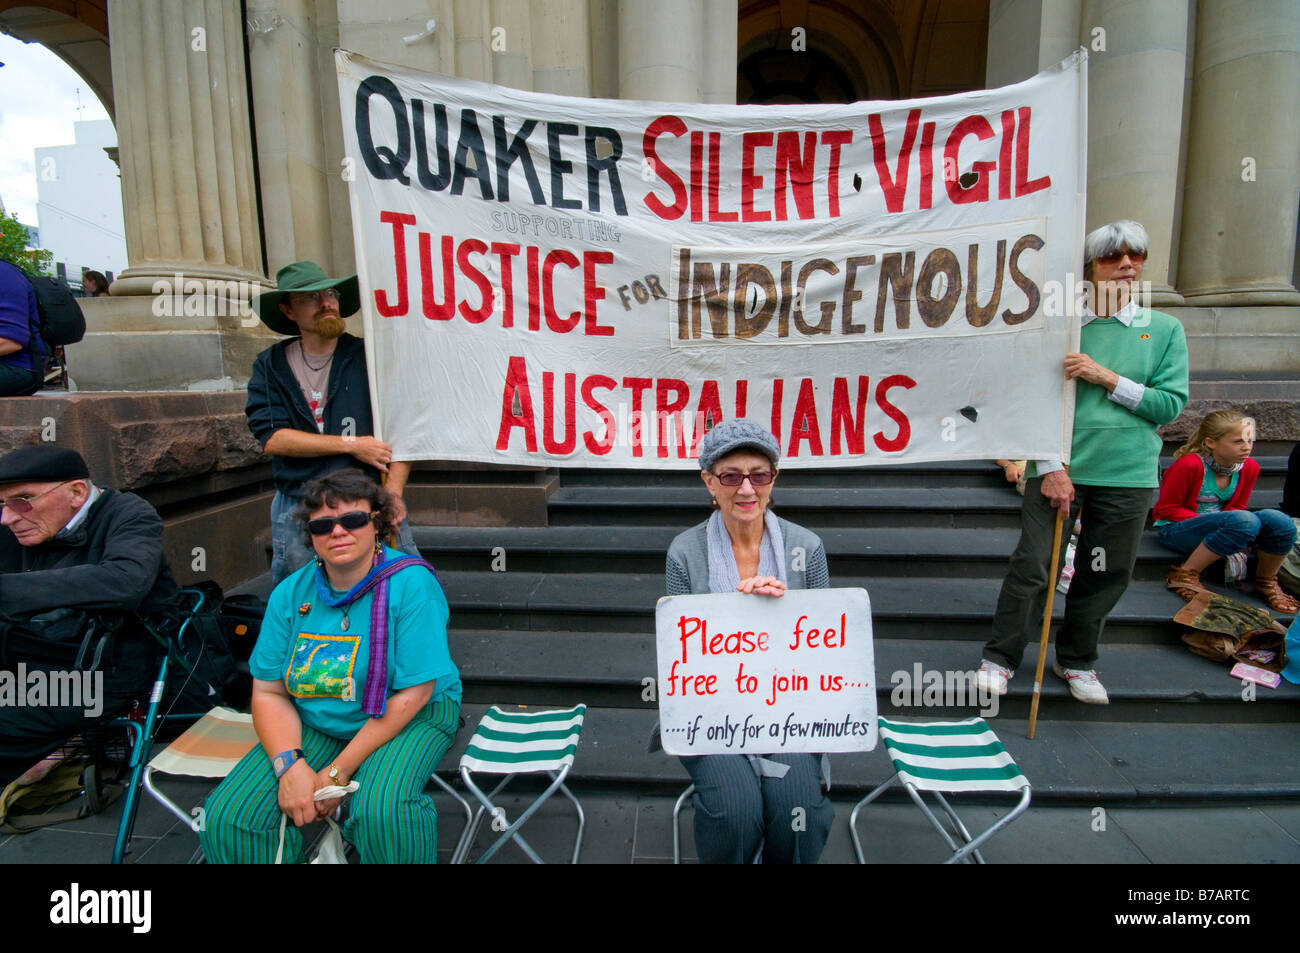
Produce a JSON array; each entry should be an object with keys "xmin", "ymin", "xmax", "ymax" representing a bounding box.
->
[
  {"xmin": 270, "ymin": 490, "xmax": 419, "ymax": 586},
  {"xmin": 1156, "ymin": 509, "xmax": 1298, "ymax": 558}
]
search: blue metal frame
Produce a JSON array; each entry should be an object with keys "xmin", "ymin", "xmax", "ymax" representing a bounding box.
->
[{"xmin": 110, "ymin": 589, "xmax": 209, "ymax": 864}]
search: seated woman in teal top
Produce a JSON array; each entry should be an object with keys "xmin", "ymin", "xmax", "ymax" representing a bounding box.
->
[{"xmin": 200, "ymin": 469, "xmax": 461, "ymax": 863}]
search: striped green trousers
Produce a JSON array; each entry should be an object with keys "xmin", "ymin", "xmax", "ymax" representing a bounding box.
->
[{"xmin": 199, "ymin": 696, "xmax": 460, "ymax": 864}]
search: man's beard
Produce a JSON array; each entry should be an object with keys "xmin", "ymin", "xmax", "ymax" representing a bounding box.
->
[{"xmin": 314, "ymin": 314, "xmax": 347, "ymax": 339}]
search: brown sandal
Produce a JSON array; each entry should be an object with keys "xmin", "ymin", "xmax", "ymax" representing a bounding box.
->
[
  {"xmin": 1166, "ymin": 565, "xmax": 1205, "ymax": 601},
  {"xmin": 1254, "ymin": 575, "xmax": 1299, "ymax": 614}
]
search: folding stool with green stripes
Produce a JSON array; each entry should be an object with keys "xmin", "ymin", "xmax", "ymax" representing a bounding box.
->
[
  {"xmin": 849, "ymin": 716, "xmax": 1031, "ymax": 864},
  {"xmin": 452, "ymin": 704, "xmax": 587, "ymax": 864}
]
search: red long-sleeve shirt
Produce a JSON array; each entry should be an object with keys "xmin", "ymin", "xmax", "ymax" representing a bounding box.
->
[{"xmin": 1152, "ymin": 454, "xmax": 1258, "ymax": 522}]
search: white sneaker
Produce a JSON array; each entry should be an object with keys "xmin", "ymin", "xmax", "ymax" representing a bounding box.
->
[
  {"xmin": 1052, "ymin": 661, "xmax": 1109, "ymax": 704},
  {"xmin": 976, "ymin": 659, "xmax": 1012, "ymax": 696}
]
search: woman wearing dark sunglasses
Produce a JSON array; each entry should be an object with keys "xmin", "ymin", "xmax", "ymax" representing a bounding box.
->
[
  {"xmin": 200, "ymin": 469, "xmax": 461, "ymax": 863},
  {"xmin": 665, "ymin": 418, "xmax": 835, "ymax": 863}
]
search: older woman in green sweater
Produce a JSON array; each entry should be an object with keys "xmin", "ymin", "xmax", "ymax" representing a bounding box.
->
[{"xmin": 976, "ymin": 220, "xmax": 1189, "ymax": 704}]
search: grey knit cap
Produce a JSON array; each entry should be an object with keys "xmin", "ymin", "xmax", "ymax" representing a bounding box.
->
[{"xmin": 697, "ymin": 418, "xmax": 781, "ymax": 471}]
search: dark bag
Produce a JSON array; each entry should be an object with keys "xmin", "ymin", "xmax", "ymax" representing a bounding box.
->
[
  {"xmin": 153, "ymin": 582, "xmax": 252, "ymax": 712},
  {"xmin": 0, "ymin": 608, "xmax": 121, "ymax": 671},
  {"xmin": 28, "ymin": 274, "xmax": 86, "ymax": 347}
]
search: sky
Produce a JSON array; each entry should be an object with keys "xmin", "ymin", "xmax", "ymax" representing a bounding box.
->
[{"xmin": 0, "ymin": 32, "xmax": 112, "ymax": 225}]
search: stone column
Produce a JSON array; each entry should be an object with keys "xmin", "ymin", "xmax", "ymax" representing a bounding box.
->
[
  {"xmin": 700, "ymin": 0, "xmax": 737, "ymax": 104},
  {"xmin": 109, "ymin": 0, "xmax": 265, "ymax": 295},
  {"xmin": 530, "ymin": 0, "xmax": 590, "ymax": 96},
  {"xmin": 1176, "ymin": 0, "xmax": 1300, "ymax": 304},
  {"xmin": 1081, "ymin": 0, "xmax": 1189, "ymax": 305},
  {"xmin": 985, "ymin": 0, "xmax": 1082, "ymax": 87},
  {"xmin": 491, "ymin": 0, "xmax": 534, "ymax": 91},
  {"xmin": 617, "ymin": 0, "xmax": 703, "ymax": 101}
]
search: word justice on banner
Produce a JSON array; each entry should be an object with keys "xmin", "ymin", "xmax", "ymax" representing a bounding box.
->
[
  {"xmin": 654, "ymin": 588, "xmax": 877, "ymax": 756},
  {"xmin": 336, "ymin": 49, "xmax": 1087, "ymax": 468}
]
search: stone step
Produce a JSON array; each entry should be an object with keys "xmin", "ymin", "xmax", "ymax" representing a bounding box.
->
[
  {"xmin": 441, "ymin": 702, "xmax": 1300, "ymax": 801},
  {"xmin": 434, "ymin": 570, "xmax": 1294, "ymax": 643},
  {"xmin": 413, "ymin": 523, "xmax": 1251, "ymax": 582},
  {"xmin": 449, "ymin": 630, "xmax": 1300, "ymax": 724}
]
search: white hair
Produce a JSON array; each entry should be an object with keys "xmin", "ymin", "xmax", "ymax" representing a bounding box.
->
[{"xmin": 1084, "ymin": 220, "xmax": 1149, "ymax": 267}]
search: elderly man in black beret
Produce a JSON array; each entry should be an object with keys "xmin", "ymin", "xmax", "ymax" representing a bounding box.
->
[{"xmin": 0, "ymin": 445, "xmax": 181, "ymax": 785}]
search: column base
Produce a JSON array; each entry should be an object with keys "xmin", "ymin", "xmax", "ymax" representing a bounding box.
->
[{"xmin": 1178, "ymin": 285, "xmax": 1300, "ymax": 307}]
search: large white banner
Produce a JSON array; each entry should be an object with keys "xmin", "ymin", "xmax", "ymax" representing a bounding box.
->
[{"xmin": 336, "ymin": 50, "xmax": 1086, "ymax": 468}]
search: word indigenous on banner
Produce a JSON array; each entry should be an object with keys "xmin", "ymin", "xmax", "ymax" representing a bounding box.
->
[{"xmin": 337, "ymin": 48, "xmax": 1087, "ymax": 468}]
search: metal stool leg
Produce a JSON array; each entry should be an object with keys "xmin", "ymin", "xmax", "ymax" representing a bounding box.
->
[
  {"xmin": 429, "ymin": 772, "xmax": 473, "ymax": 864},
  {"xmin": 849, "ymin": 772, "xmax": 900, "ymax": 864},
  {"xmin": 672, "ymin": 784, "xmax": 695, "ymax": 864}
]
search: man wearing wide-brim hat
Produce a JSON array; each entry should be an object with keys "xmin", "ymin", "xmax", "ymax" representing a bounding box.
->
[{"xmin": 247, "ymin": 261, "xmax": 417, "ymax": 585}]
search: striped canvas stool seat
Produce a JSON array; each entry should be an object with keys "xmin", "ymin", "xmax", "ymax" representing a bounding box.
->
[
  {"xmin": 453, "ymin": 704, "xmax": 587, "ymax": 864},
  {"xmin": 849, "ymin": 717, "xmax": 1031, "ymax": 864},
  {"xmin": 142, "ymin": 706, "xmax": 261, "ymax": 861}
]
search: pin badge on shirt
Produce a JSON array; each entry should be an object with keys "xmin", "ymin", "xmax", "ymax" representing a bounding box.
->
[
  {"xmin": 1140, "ymin": 334, "xmax": 1150, "ymax": 339},
  {"xmin": 298, "ymin": 603, "xmax": 311, "ymax": 616}
]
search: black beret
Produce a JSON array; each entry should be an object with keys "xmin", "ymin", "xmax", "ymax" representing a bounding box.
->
[{"xmin": 0, "ymin": 446, "xmax": 90, "ymax": 485}]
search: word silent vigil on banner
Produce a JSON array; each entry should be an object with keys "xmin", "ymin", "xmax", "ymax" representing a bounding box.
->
[{"xmin": 674, "ymin": 231, "xmax": 1044, "ymax": 343}]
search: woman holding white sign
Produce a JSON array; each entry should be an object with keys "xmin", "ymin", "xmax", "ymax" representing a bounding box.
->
[{"xmin": 665, "ymin": 419, "xmax": 835, "ymax": 864}]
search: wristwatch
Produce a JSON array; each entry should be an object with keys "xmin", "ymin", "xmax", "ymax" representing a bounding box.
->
[
  {"xmin": 327, "ymin": 762, "xmax": 345, "ymax": 784},
  {"xmin": 272, "ymin": 748, "xmax": 304, "ymax": 779}
]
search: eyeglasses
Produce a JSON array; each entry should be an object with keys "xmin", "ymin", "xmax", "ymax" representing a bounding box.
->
[
  {"xmin": 307, "ymin": 510, "xmax": 375, "ymax": 536},
  {"xmin": 711, "ymin": 470, "xmax": 775, "ymax": 487},
  {"xmin": 291, "ymin": 288, "xmax": 340, "ymax": 306},
  {"xmin": 0, "ymin": 482, "xmax": 70, "ymax": 515},
  {"xmin": 1094, "ymin": 248, "xmax": 1147, "ymax": 265}
]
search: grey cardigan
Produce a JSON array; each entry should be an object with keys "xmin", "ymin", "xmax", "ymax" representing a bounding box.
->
[{"xmin": 665, "ymin": 515, "xmax": 830, "ymax": 594}]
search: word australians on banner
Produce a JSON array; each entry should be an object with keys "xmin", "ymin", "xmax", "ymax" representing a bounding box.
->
[
  {"xmin": 654, "ymin": 588, "xmax": 877, "ymax": 756},
  {"xmin": 337, "ymin": 49, "xmax": 1087, "ymax": 468}
]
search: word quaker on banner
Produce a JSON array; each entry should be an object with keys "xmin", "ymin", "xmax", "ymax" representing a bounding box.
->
[
  {"xmin": 336, "ymin": 50, "xmax": 1086, "ymax": 468},
  {"xmin": 655, "ymin": 588, "xmax": 876, "ymax": 756}
]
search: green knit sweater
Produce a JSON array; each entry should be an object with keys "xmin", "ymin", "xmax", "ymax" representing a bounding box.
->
[{"xmin": 1035, "ymin": 308, "xmax": 1189, "ymax": 488}]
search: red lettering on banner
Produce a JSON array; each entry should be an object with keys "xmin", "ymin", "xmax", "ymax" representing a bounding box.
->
[
  {"xmin": 542, "ymin": 371, "xmax": 577, "ymax": 453},
  {"xmin": 821, "ymin": 130, "xmax": 852, "ymax": 218},
  {"xmin": 707, "ymin": 132, "xmax": 738, "ymax": 222},
  {"xmin": 788, "ymin": 378, "xmax": 824, "ymax": 458},
  {"xmin": 496, "ymin": 355, "xmax": 537, "ymax": 452},
  {"xmin": 490, "ymin": 242, "xmax": 521, "ymax": 328},
  {"xmin": 583, "ymin": 250, "xmax": 614, "ymax": 336},
  {"xmin": 582, "ymin": 375, "xmax": 617, "ymax": 454},
  {"xmin": 656, "ymin": 378, "xmax": 691, "ymax": 458},
  {"xmin": 831, "ymin": 376, "xmax": 870, "ymax": 454},
  {"xmin": 376, "ymin": 211, "xmax": 416, "ymax": 316},
  {"xmin": 642, "ymin": 115, "xmax": 689, "ymax": 220},
  {"xmin": 918, "ymin": 122, "xmax": 935, "ymax": 211},
  {"xmin": 741, "ymin": 131, "xmax": 773, "ymax": 222},
  {"xmin": 456, "ymin": 238, "xmax": 493, "ymax": 323},
  {"xmin": 998, "ymin": 109, "xmax": 1015, "ymax": 201},
  {"xmin": 774, "ymin": 131, "xmax": 816, "ymax": 221},
  {"xmin": 542, "ymin": 249, "xmax": 581, "ymax": 333},
  {"xmin": 689, "ymin": 130, "xmax": 705, "ymax": 222},
  {"xmin": 623, "ymin": 377, "xmax": 653, "ymax": 458},
  {"xmin": 418, "ymin": 232, "xmax": 455, "ymax": 320},
  {"xmin": 945, "ymin": 115, "xmax": 996, "ymax": 205},
  {"xmin": 874, "ymin": 374, "xmax": 916, "ymax": 452},
  {"xmin": 693, "ymin": 380, "xmax": 722, "ymax": 457},
  {"xmin": 1015, "ymin": 106, "xmax": 1051, "ymax": 196},
  {"xmin": 869, "ymin": 109, "xmax": 920, "ymax": 214}
]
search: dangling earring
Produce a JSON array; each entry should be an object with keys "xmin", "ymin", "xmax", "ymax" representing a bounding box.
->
[{"xmin": 374, "ymin": 538, "xmax": 383, "ymax": 556}]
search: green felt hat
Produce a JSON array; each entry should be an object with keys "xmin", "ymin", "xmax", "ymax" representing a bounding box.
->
[{"xmin": 254, "ymin": 261, "xmax": 361, "ymax": 336}]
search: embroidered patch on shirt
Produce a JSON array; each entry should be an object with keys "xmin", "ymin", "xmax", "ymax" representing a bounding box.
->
[{"xmin": 285, "ymin": 632, "xmax": 360, "ymax": 699}]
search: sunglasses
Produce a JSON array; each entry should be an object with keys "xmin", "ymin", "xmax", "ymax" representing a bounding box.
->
[
  {"xmin": 0, "ymin": 481, "xmax": 70, "ymax": 515},
  {"xmin": 290, "ymin": 288, "xmax": 340, "ymax": 306},
  {"xmin": 307, "ymin": 510, "xmax": 376, "ymax": 536},
  {"xmin": 711, "ymin": 470, "xmax": 775, "ymax": 487},
  {"xmin": 1094, "ymin": 248, "xmax": 1147, "ymax": 265}
]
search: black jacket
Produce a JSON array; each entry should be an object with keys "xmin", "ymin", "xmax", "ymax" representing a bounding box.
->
[
  {"xmin": 0, "ymin": 488, "xmax": 180, "ymax": 621},
  {"xmin": 245, "ymin": 333, "xmax": 381, "ymax": 495}
]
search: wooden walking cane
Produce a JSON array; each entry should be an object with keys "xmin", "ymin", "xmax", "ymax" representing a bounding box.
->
[{"xmin": 1027, "ymin": 501, "xmax": 1068, "ymax": 740}]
